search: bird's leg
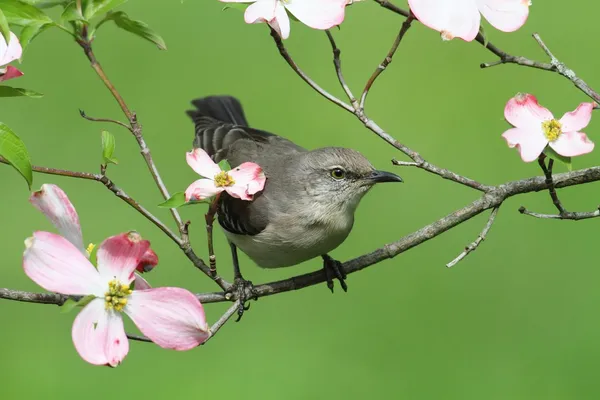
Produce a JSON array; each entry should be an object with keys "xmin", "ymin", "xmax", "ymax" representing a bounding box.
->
[
  {"xmin": 321, "ymin": 254, "xmax": 348, "ymax": 293},
  {"xmin": 228, "ymin": 242, "xmax": 257, "ymax": 321}
]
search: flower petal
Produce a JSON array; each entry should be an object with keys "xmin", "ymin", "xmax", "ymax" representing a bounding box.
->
[
  {"xmin": 0, "ymin": 65, "xmax": 23, "ymax": 82},
  {"xmin": 23, "ymin": 231, "xmax": 104, "ymax": 296},
  {"xmin": 227, "ymin": 162, "xmax": 266, "ymax": 200},
  {"xmin": 136, "ymin": 247, "xmax": 159, "ymax": 273},
  {"xmin": 285, "ymin": 0, "xmax": 347, "ymax": 30},
  {"xmin": 96, "ymin": 232, "xmax": 151, "ymax": 285},
  {"xmin": 185, "ymin": 179, "xmax": 221, "ymax": 202},
  {"xmin": 502, "ymin": 127, "xmax": 548, "ymax": 162},
  {"xmin": 243, "ymin": 0, "xmax": 277, "ymax": 24},
  {"xmin": 408, "ymin": 0, "xmax": 481, "ymax": 41},
  {"xmin": 550, "ymin": 132, "xmax": 595, "ymax": 157},
  {"xmin": 133, "ymin": 273, "xmax": 152, "ymax": 290},
  {"xmin": 126, "ymin": 288, "xmax": 210, "ymax": 350},
  {"xmin": 477, "ymin": 0, "xmax": 530, "ymax": 33},
  {"xmin": 186, "ymin": 148, "xmax": 221, "ymax": 179},
  {"xmin": 0, "ymin": 32, "xmax": 22, "ymax": 66},
  {"xmin": 29, "ymin": 184, "xmax": 85, "ymax": 254},
  {"xmin": 270, "ymin": 1, "xmax": 290, "ymax": 39},
  {"xmin": 504, "ymin": 93, "xmax": 554, "ymax": 129},
  {"xmin": 72, "ymin": 299, "xmax": 129, "ymax": 367},
  {"xmin": 559, "ymin": 102, "xmax": 594, "ymax": 133}
]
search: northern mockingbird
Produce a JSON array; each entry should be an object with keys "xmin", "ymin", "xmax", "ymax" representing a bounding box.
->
[{"xmin": 187, "ymin": 96, "xmax": 402, "ymax": 308}]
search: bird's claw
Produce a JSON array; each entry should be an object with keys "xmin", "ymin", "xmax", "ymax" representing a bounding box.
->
[
  {"xmin": 229, "ymin": 277, "xmax": 258, "ymax": 322},
  {"xmin": 322, "ymin": 254, "xmax": 347, "ymax": 293}
]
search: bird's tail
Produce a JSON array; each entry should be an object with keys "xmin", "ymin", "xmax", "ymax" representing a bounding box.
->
[
  {"xmin": 186, "ymin": 95, "xmax": 273, "ymax": 162},
  {"xmin": 186, "ymin": 95, "xmax": 249, "ymax": 127}
]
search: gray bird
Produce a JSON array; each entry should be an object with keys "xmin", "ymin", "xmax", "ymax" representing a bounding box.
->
[{"xmin": 187, "ymin": 96, "xmax": 402, "ymax": 312}]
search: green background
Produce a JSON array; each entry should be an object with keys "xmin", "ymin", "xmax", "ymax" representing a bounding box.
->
[{"xmin": 2, "ymin": 1, "xmax": 600, "ymax": 398}]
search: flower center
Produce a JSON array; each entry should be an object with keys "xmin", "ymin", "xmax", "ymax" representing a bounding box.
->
[
  {"xmin": 214, "ymin": 171, "xmax": 235, "ymax": 187},
  {"xmin": 104, "ymin": 279, "xmax": 132, "ymax": 312},
  {"xmin": 542, "ymin": 119, "xmax": 562, "ymax": 141}
]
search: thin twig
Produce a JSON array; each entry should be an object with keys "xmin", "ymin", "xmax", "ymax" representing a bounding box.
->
[
  {"xmin": 360, "ymin": 14, "xmax": 414, "ymax": 109},
  {"xmin": 206, "ymin": 300, "xmax": 241, "ymax": 341},
  {"xmin": 271, "ymin": 28, "xmax": 491, "ymax": 192},
  {"xmin": 538, "ymin": 156, "xmax": 566, "ymax": 214},
  {"xmin": 75, "ymin": 35, "xmax": 185, "ymax": 232},
  {"xmin": 372, "ymin": 0, "xmax": 411, "ymax": 18},
  {"xmin": 325, "ymin": 30, "xmax": 358, "ymax": 108},
  {"xmin": 127, "ymin": 334, "xmax": 152, "ymax": 343},
  {"xmin": 79, "ymin": 109, "xmax": 133, "ymax": 132},
  {"xmin": 519, "ymin": 206, "xmax": 600, "ymax": 220},
  {"xmin": 446, "ymin": 207, "xmax": 500, "ymax": 268},
  {"xmin": 205, "ymin": 194, "xmax": 221, "ymax": 276}
]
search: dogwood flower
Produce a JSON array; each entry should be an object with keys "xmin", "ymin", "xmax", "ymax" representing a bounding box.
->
[
  {"xmin": 220, "ymin": 0, "xmax": 349, "ymax": 39},
  {"xmin": 29, "ymin": 184, "xmax": 158, "ymax": 287},
  {"xmin": 23, "ymin": 231, "xmax": 210, "ymax": 366},
  {"xmin": 0, "ymin": 31, "xmax": 23, "ymax": 82},
  {"xmin": 502, "ymin": 93, "xmax": 595, "ymax": 162},
  {"xmin": 408, "ymin": 0, "xmax": 531, "ymax": 42},
  {"xmin": 185, "ymin": 148, "xmax": 266, "ymax": 202}
]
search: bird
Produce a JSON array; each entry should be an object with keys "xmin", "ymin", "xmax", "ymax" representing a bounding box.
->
[{"xmin": 186, "ymin": 96, "xmax": 403, "ymax": 316}]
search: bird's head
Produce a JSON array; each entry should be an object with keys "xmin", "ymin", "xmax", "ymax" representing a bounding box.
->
[{"xmin": 298, "ymin": 147, "xmax": 403, "ymax": 213}]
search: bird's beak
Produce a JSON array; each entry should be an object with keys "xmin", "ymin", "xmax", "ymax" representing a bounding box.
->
[{"xmin": 368, "ymin": 170, "xmax": 403, "ymax": 183}]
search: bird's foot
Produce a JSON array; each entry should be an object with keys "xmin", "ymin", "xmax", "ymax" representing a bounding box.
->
[
  {"xmin": 228, "ymin": 277, "xmax": 258, "ymax": 322},
  {"xmin": 322, "ymin": 254, "xmax": 347, "ymax": 293}
]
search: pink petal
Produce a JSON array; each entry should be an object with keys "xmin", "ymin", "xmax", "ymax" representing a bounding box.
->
[
  {"xmin": 270, "ymin": 1, "xmax": 290, "ymax": 39},
  {"xmin": 96, "ymin": 232, "xmax": 151, "ymax": 285},
  {"xmin": 133, "ymin": 273, "xmax": 152, "ymax": 290},
  {"xmin": 549, "ymin": 132, "xmax": 595, "ymax": 157},
  {"xmin": 243, "ymin": 0, "xmax": 277, "ymax": 24},
  {"xmin": 504, "ymin": 93, "xmax": 554, "ymax": 129},
  {"xmin": 477, "ymin": 0, "xmax": 530, "ymax": 33},
  {"xmin": 125, "ymin": 288, "xmax": 210, "ymax": 350},
  {"xmin": 0, "ymin": 65, "xmax": 23, "ymax": 82},
  {"xmin": 227, "ymin": 162, "xmax": 266, "ymax": 199},
  {"xmin": 29, "ymin": 184, "xmax": 85, "ymax": 254},
  {"xmin": 285, "ymin": 0, "xmax": 347, "ymax": 30},
  {"xmin": 72, "ymin": 299, "xmax": 129, "ymax": 367},
  {"xmin": 502, "ymin": 127, "xmax": 548, "ymax": 162},
  {"xmin": 408, "ymin": 0, "xmax": 481, "ymax": 41},
  {"xmin": 186, "ymin": 148, "xmax": 221, "ymax": 179},
  {"xmin": 136, "ymin": 247, "xmax": 159, "ymax": 273},
  {"xmin": 23, "ymin": 231, "xmax": 104, "ymax": 296},
  {"xmin": 559, "ymin": 102, "xmax": 594, "ymax": 133},
  {"xmin": 185, "ymin": 179, "xmax": 221, "ymax": 202},
  {"xmin": 0, "ymin": 32, "xmax": 22, "ymax": 66}
]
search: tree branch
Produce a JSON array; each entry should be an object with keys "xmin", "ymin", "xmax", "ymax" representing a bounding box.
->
[{"xmin": 446, "ymin": 207, "xmax": 500, "ymax": 268}]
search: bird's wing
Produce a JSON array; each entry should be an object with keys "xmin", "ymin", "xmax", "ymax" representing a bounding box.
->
[{"xmin": 217, "ymin": 192, "xmax": 268, "ymax": 236}]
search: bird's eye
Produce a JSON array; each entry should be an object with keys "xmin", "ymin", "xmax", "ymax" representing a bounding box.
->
[{"xmin": 330, "ymin": 168, "xmax": 346, "ymax": 180}]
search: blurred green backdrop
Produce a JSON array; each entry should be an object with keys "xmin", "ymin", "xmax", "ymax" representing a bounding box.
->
[{"xmin": 2, "ymin": 1, "xmax": 600, "ymax": 399}]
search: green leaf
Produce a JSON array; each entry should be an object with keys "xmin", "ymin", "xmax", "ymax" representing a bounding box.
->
[
  {"xmin": 0, "ymin": 122, "xmax": 33, "ymax": 188},
  {"xmin": 60, "ymin": 1, "xmax": 85, "ymax": 23},
  {"xmin": 544, "ymin": 146, "xmax": 573, "ymax": 171},
  {"xmin": 18, "ymin": 21, "xmax": 52, "ymax": 51},
  {"xmin": 82, "ymin": 0, "xmax": 127, "ymax": 19},
  {"xmin": 21, "ymin": 0, "xmax": 67, "ymax": 7},
  {"xmin": 218, "ymin": 159, "xmax": 231, "ymax": 172},
  {"xmin": 0, "ymin": 9, "xmax": 11, "ymax": 44},
  {"xmin": 60, "ymin": 295, "xmax": 96, "ymax": 313},
  {"xmin": 0, "ymin": 86, "xmax": 43, "ymax": 97},
  {"xmin": 101, "ymin": 130, "xmax": 118, "ymax": 165},
  {"xmin": 103, "ymin": 11, "xmax": 166, "ymax": 50},
  {"xmin": 0, "ymin": 0, "xmax": 53, "ymax": 26},
  {"xmin": 158, "ymin": 191, "xmax": 187, "ymax": 208},
  {"xmin": 59, "ymin": 298, "xmax": 78, "ymax": 313}
]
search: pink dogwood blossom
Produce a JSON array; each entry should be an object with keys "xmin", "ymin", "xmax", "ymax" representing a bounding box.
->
[
  {"xmin": 23, "ymin": 231, "xmax": 210, "ymax": 366},
  {"xmin": 185, "ymin": 148, "xmax": 266, "ymax": 202},
  {"xmin": 220, "ymin": 0, "xmax": 349, "ymax": 39},
  {"xmin": 408, "ymin": 0, "xmax": 531, "ymax": 42},
  {"xmin": 29, "ymin": 184, "xmax": 158, "ymax": 282},
  {"xmin": 0, "ymin": 31, "xmax": 23, "ymax": 82},
  {"xmin": 502, "ymin": 93, "xmax": 595, "ymax": 162}
]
